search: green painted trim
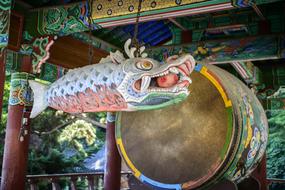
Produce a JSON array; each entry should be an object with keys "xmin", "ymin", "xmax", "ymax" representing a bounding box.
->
[
  {"xmin": 147, "ymin": 35, "xmax": 281, "ymax": 64},
  {"xmin": 115, "ymin": 112, "xmax": 122, "ymax": 139},
  {"xmin": 9, "ymin": 72, "xmax": 35, "ymax": 106},
  {"xmin": 220, "ymin": 107, "xmax": 234, "ymax": 159},
  {"xmin": 94, "ymin": 0, "xmax": 230, "ymax": 23},
  {"xmin": 255, "ymin": 0, "xmax": 283, "ymax": 5},
  {"xmin": 136, "ymin": 93, "xmax": 187, "ymax": 111},
  {"xmin": 0, "ymin": 0, "xmax": 12, "ymax": 52},
  {"xmin": 0, "ymin": 0, "xmax": 12, "ymax": 11},
  {"xmin": 223, "ymin": 108, "xmax": 245, "ymax": 178}
]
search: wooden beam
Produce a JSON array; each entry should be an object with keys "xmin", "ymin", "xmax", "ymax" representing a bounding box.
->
[
  {"xmin": 168, "ymin": 18, "xmax": 187, "ymax": 31},
  {"xmin": 23, "ymin": 0, "xmax": 285, "ymax": 37},
  {"xmin": 72, "ymin": 32, "xmax": 121, "ymax": 52},
  {"xmin": 48, "ymin": 36, "xmax": 109, "ymax": 69},
  {"xmin": 252, "ymin": 4, "xmax": 266, "ymax": 20},
  {"xmin": 24, "ymin": 0, "xmax": 235, "ymax": 36},
  {"xmin": 7, "ymin": 11, "xmax": 23, "ymax": 51},
  {"xmin": 147, "ymin": 34, "xmax": 284, "ymax": 64}
]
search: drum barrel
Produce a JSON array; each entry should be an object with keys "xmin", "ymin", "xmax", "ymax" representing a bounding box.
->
[{"xmin": 116, "ymin": 64, "xmax": 268, "ymax": 190}]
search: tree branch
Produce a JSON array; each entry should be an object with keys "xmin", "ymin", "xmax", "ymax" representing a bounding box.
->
[
  {"xmin": 32, "ymin": 114, "xmax": 106, "ymax": 136},
  {"xmin": 33, "ymin": 120, "xmax": 75, "ymax": 135},
  {"xmin": 72, "ymin": 114, "xmax": 106, "ymax": 129}
]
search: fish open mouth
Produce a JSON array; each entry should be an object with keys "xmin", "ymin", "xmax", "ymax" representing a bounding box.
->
[{"xmin": 133, "ymin": 59, "xmax": 193, "ymax": 93}]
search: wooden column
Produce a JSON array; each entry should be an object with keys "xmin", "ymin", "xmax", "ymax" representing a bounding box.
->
[
  {"xmin": 181, "ymin": 30, "xmax": 193, "ymax": 43},
  {"xmin": 0, "ymin": 55, "xmax": 33, "ymax": 190},
  {"xmin": 252, "ymin": 155, "xmax": 268, "ymax": 190},
  {"xmin": 238, "ymin": 154, "xmax": 268, "ymax": 190},
  {"xmin": 0, "ymin": 51, "xmax": 6, "ymax": 120},
  {"xmin": 104, "ymin": 112, "xmax": 121, "ymax": 190}
]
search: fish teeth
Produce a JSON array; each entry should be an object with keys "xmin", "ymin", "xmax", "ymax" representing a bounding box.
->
[
  {"xmin": 141, "ymin": 76, "xmax": 151, "ymax": 92},
  {"xmin": 152, "ymin": 70, "xmax": 170, "ymax": 78},
  {"xmin": 179, "ymin": 76, "xmax": 192, "ymax": 84},
  {"xmin": 170, "ymin": 67, "xmax": 179, "ymax": 74},
  {"xmin": 185, "ymin": 77, "xmax": 192, "ymax": 84}
]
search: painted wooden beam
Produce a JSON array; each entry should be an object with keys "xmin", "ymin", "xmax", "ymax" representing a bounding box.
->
[
  {"xmin": 146, "ymin": 34, "xmax": 285, "ymax": 64},
  {"xmin": 231, "ymin": 61, "xmax": 261, "ymax": 85},
  {"xmin": 7, "ymin": 11, "xmax": 24, "ymax": 51},
  {"xmin": 23, "ymin": 0, "xmax": 285, "ymax": 37},
  {"xmin": 24, "ymin": 0, "xmax": 236, "ymax": 36},
  {"xmin": 71, "ymin": 32, "xmax": 121, "ymax": 52},
  {"xmin": 168, "ymin": 18, "xmax": 187, "ymax": 31},
  {"xmin": 48, "ymin": 36, "xmax": 109, "ymax": 69},
  {"xmin": 0, "ymin": 0, "xmax": 12, "ymax": 53},
  {"xmin": 170, "ymin": 2, "xmax": 285, "ymax": 43}
]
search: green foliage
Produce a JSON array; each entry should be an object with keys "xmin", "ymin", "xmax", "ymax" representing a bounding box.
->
[
  {"xmin": 28, "ymin": 109, "xmax": 106, "ymax": 175},
  {"xmin": 0, "ymin": 76, "xmax": 11, "ymax": 171},
  {"xmin": 32, "ymin": 109, "xmax": 71, "ymax": 133},
  {"xmin": 58, "ymin": 120, "xmax": 97, "ymax": 156},
  {"xmin": 266, "ymin": 111, "xmax": 285, "ymax": 180},
  {"xmin": 0, "ymin": 76, "xmax": 10, "ymax": 130},
  {"xmin": 29, "ymin": 148, "xmax": 82, "ymax": 174}
]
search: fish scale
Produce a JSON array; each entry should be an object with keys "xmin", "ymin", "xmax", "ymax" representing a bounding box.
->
[{"xmin": 47, "ymin": 62, "xmax": 124, "ymax": 100}]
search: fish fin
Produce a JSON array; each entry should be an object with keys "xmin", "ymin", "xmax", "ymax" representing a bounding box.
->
[
  {"xmin": 110, "ymin": 50, "xmax": 125, "ymax": 64},
  {"xmin": 28, "ymin": 80, "xmax": 49, "ymax": 118},
  {"xmin": 99, "ymin": 55, "xmax": 112, "ymax": 64},
  {"xmin": 99, "ymin": 50, "xmax": 125, "ymax": 64}
]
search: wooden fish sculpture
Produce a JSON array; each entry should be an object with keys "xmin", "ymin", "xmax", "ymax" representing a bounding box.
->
[{"xmin": 29, "ymin": 39, "xmax": 196, "ymax": 118}]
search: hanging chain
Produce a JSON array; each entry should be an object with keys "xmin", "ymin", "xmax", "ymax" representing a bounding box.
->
[
  {"xmin": 87, "ymin": 0, "xmax": 94, "ymax": 65},
  {"xmin": 132, "ymin": 0, "xmax": 143, "ymax": 57}
]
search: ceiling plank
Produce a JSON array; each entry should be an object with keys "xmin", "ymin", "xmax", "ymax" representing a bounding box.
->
[{"xmin": 48, "ymin": 36, "xmax": 108, "ymax": 69}]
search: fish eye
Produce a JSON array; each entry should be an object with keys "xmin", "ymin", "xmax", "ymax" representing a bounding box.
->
[{"xmin": 136, "ymin": 61, "xmax": 153, "ymax": 71}]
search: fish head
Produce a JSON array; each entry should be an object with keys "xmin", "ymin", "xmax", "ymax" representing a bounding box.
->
[{"xmin": 117, "ymin": 53, "xmax": 196, "ymax": 110}]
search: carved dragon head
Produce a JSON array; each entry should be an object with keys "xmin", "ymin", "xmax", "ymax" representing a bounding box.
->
[{"xmin": 109, "ymin": 39, "xmax": 196, "ymax": 110}]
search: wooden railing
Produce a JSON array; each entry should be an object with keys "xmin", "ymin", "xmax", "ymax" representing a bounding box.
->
[
  {"xmin": 267, "ymin": 178, "xmax": 285, "ymax": 185},
  {"xmin": 1, "ymin": 174, "xmax": 284, "ymax": 189},
  {"xmin": 26, "ymin": 172, "xmax": 131, "ymax": 190}
]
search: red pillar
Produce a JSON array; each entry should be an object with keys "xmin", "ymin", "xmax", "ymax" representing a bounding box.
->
[
  {"xmin": 104, "ymin": 112, "xmax": 121, "ymax": 190},
  {"xmin": 1, "ymin": 55, "xmax": 33, "ymax": 190},
  {"xmin": 0, "ymin": 51, "xmax": 6, "ymax": 120},
  {"xmin": 181, "ymin": 30, "xmax": 193, "ymax": 43},
  {"xmin": 252, "ymin": 155, "xmax": 268, "ymax": 190}
]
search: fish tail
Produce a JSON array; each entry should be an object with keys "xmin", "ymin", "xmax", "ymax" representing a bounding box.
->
[{"xmin": 28, "ymin": 80, "xmax": 49, "ymax": 118}]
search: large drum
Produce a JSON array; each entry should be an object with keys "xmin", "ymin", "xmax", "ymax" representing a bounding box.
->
[{"xmin": 116, "ymin": 64, "xmax": 268, "ymax": 190}]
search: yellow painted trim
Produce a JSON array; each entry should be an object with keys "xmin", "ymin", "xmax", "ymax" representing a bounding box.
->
[
  {"xmin": 200, "ymin": 67, "xmax": 232, "ymax": 107},
  {"xmin": 116, "ymin": 138, "xmax": 141, "ymax": 178},
  {"xmin": 92, "ymin": 0, "xmax": 207, "ymax": 20}
]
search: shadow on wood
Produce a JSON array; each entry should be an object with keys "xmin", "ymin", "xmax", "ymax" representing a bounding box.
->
[
  {"xmin": 237, "ymin": 177, "xmax": 260, "ymax": 190},
  {"xmin": 210, "ymin": 179, "xmax": 238, "ymax": 190}
]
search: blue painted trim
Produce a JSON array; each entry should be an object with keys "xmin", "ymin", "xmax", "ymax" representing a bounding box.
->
[
  {"xmin": 195, "ymin": 64, "xmax": 203, "ymax": 72},
  {"xmin": 140, "ymin": 175, "xmax": 181, "ymax": 190}
]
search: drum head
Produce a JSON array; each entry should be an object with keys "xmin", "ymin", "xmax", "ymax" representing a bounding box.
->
[{"xmin": 117, "ymin": 71, "xmax": 232, "ymax": 188}]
